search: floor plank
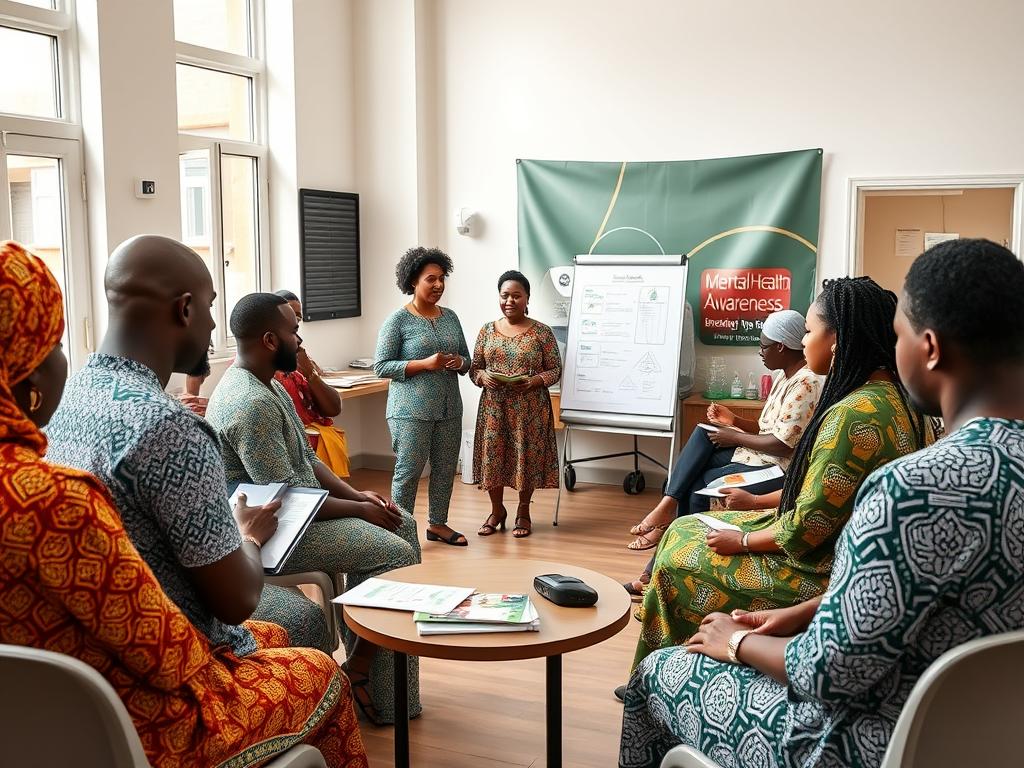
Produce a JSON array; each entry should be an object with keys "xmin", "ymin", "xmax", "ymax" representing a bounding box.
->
[{"xmin": 338, "ymin": 469, "xmax": 661, "ymax": 768}]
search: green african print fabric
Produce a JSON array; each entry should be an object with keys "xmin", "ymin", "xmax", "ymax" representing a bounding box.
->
[
  {"xmin": 633, "ymin": 381, "xmax": 927, "ymax": 669},
  {"xmin": 620, "ymin": 417, "xmax": 1024, "ymax": 768}
]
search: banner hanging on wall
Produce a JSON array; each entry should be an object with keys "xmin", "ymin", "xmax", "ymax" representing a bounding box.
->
[{"xmin": 517, "ymin": 149, "xmax": 822, "ymax": 346}]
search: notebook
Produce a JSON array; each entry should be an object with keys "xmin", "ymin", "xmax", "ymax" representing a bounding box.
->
[{"xmin": 228, "ymin": 483, "xmax": 327, "ymax": 574}]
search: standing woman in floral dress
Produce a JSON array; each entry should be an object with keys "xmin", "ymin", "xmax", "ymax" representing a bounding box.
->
[{"xmin": 471, "ymin": 270, "xmax": 562, "ymax": 538}]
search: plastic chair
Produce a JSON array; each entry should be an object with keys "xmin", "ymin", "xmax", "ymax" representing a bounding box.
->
[
  {"xmin": 0, "ymin": 644, "xmax": 327, "ymax": 768},
  {"xmin": 658, "ymin": 628, "xmax": 1024, "ymax": 768},
  {"xmin": 267, "ymin": 570, "xmax": 340, "ymax": 650}
]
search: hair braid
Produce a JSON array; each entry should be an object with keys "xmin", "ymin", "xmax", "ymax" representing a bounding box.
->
[{"xmin": 778, "ymin": 277, "xmax": 924, "ymax": 512}]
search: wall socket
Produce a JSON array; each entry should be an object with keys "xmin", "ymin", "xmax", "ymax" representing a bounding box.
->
[{"xmin": 134, "ymin": 179, "xmax": 156, "ymax": 198}]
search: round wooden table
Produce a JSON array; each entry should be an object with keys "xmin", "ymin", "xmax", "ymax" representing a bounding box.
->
[{"xmin": 342, "ymin": 558, "xmax": 632, "ymax": 768}]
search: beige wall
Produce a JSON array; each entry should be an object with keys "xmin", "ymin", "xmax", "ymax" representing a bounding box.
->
[{"xmin": 862, "ymin": 188, "xmax": 1015, "ymax": 293}]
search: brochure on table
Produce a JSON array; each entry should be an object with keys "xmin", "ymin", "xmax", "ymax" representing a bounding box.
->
[{"xmin": 334, "ymin": 577, "xmax": 474, "ymax": 615}]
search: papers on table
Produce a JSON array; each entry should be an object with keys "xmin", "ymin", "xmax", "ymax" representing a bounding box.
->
[
  {"xmin": 416, "ymin": 601, "xmax": 540, "ymax": 635},
  {"xmin": 334, "ymin": 578, "xmax": 474, "ymax": 615},
  {"xmin": 322, "ymin": 373, "xmax": 383, "ymax": 388},
  {"xmin": 413, "ymin": 593, "xmax": 534, "ymax": 625},
  {"xmin": 691, "ymin": 513, "xmax": 742, "ymax": 533},
  {"xmin": 694, "ymin": 465, "xmax": 784, "ymax": 497},
  {"xmin": 228, "ymin": 483, "xmax": 328, "ymax": 574}
]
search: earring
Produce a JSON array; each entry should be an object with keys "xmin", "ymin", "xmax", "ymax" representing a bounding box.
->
[
  {"xmin": 29, "ymin": 387, "xmax": 43, "ymax": 413},
  {"xmin": 926, "ymin": 360, "xmax": 938, "ymax": 371}
]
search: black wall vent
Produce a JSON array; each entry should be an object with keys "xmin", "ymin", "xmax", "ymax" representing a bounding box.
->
[{"xmin": 298, "ymin": 189, "xmax": 361, "ymax": 320}]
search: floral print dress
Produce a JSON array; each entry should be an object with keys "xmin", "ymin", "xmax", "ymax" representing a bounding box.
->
[{"xmin": 470, "ymin": 320, "xmax": 562, "ymax": 491}]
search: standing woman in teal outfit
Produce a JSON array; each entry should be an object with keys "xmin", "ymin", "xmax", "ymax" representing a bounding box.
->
[{"xmin": 375, "ymin": 247, "xmax": 472, "ymax": 546}]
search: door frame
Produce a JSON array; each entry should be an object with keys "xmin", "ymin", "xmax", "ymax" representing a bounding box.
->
[{"xmin": 846, "ymin": 174, "xmax": 1024, "ymax": 276}]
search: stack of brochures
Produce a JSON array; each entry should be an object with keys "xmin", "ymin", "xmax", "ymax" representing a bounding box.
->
[
  {"xmin": 413, "ymin": 593, "xmax": 540, "ymax": 636},
  {"xmin": 321, "ymin": 373, "xmax": 382, "ymax": 388}
]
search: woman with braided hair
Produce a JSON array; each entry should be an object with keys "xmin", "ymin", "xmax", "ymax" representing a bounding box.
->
[{"xmin": 628, "ymin": 276, "xmax": 932, "ymax": 670}]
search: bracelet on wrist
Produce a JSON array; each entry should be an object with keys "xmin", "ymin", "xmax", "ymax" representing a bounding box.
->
[
  {"xmin": 727, "ymin": 629, "xmax": 754, "ymax": 665},
  {"xmin": 242, "ymin": 534, "xmax": 262, "ymax": 548},
  {"xmin": 741, "ymin": 532, "xmax": 751, "ymax": 552}
]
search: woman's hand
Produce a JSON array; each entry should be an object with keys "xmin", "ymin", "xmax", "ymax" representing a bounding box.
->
[
  {"xmin": 444, "ymin": 353, "xmax": 464, "ymax": 371},
  {"xmin": 296, "ymin": 347, "xmax": 315, "ymax": 378},
  {"xmin": 708, "ymin": 428, "xmax": 741, "ymax": 448},
  {"xmin": 706, "ymin": 529, "xmax": 745, "ymax": 555},
  {"xmin": 510, "ymin": 375, "xmax": 540, "ymax": 393},
  {"xmin": 731, "ymin": 601, "xmax": 816, "ymax": 637},
  {"xmin": 422, "ymin": 352, "xmax": 452, "ymax": 371},
  {"xmin": 686, "ymin": 613, "xmax": 746, "ymax": 663},
  {"xmin": 707, "ymin": 403, "xmax": 736, "ymax": 427},
  {"xmin": 478, "ymin": 371, "xmax": 502, "ymax": 390},
  {"xmin": 719, "ymin": 487, "xmax": 758, "ymax": 510}
]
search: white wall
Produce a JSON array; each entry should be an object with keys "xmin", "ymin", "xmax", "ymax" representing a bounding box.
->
[{"xmin": 360, "ymin": 0, "xmax": 1024, "ymax": 482}]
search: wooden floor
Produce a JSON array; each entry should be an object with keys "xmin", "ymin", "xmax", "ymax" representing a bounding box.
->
[{"xmin": 338, "ymin": 468, "xmax": 659, "ymax": 768}]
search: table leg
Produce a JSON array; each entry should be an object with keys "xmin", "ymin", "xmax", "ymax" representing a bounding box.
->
[
  {"xmin": 394, "ymin": 651, "xmax": 409, "ymax": 768},
  {"xmin": 546, "ymin": 654, "xmax": 562, "ymax": 768}
]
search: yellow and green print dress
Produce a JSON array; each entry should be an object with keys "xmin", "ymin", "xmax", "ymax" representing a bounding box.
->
[{"xmin": 632, "ymin": 380, "xmax": 929, "ymax": 669}]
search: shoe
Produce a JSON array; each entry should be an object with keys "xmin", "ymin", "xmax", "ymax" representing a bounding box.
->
[
  {"xmin": 626, "ymin": 525, "xmax": 667, "ymax": 551},
  {"xmin": 426, "ymin": 528, "xmax": 468, "ymax": 546},
  {"xmin": 629, "ymin": 519, "xmax": 657, "ymax": 537},
  {"xmin": 478, "ymin": 506, "xmax": 508, "ymax": 536},
  {"xmin": 512, "ymin": 504, "xmax": 532, "ymax": 538},
  {"xmin": 613, "ymin": 684, "xmax": 626, "ymax": 703},
  {"xmin": 622, "ymin": 579, "xmax": 649, "ymax": 602},
  {"xmin": 341, "ymin": 662, "xmax": 385, "ymax": 726}
]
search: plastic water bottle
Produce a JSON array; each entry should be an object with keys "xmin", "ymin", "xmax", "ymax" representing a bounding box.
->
[
  {"xmin": 730, "ymin": 372, "xmax": 743, "ymax": 399},
  {"xmin": 744, "ymin": 372, "xmax": 758, "ymax": 399}
]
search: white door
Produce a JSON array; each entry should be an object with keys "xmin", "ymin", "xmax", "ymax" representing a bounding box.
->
[{"xmin": 0, "ymin": 133, "xmax": 91, "ymax": 369}]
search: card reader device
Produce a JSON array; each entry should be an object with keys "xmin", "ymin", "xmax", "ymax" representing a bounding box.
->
[{"xmin": 533, "ymin": 573, "xmax": 599, "ymax": 607}]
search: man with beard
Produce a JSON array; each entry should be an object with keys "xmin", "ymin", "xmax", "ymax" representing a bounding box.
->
[
  {"xmin": 205, "ymin": 292, "xmax": 422, "ymax": 725},
  {"xmin": 46, "ymin": 235, "xmax": 334, "ymax": 656}
]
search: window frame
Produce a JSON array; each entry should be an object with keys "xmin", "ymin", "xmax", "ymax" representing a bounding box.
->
[{"xmin": 175, "ymin": 0, "xmax": 268, "ymax": 358}]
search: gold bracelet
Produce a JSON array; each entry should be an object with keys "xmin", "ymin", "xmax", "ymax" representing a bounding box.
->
[
  {"xmin": 727, "ymin": 629, "xmax": 754, "ymax": 665},
  {"xmin": 242, "ymin": 535, "xmax": 262, "ymax": 548}
]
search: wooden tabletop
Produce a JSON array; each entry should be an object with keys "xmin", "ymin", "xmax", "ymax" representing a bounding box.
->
[
  {"xmin": 342, "ymin": 559, "xmax": 632, "ymax": 661},
  {"xmin": 332, "ymin": 379, "xmax": 390, "ymax": 400}
]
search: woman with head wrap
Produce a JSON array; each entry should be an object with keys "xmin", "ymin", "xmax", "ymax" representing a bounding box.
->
[
  {"xmin": 625, "ymin": 310, "xmax": 823, "ymax": 558},
  {"xmin": 0, "ymin": 242, "xmax": 368, "ymax": 768}
]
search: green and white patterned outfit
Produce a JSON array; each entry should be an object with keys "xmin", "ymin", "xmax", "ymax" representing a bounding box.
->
[
  {"xmin": 207, "ymin": 363, "xmax": 423, "ymax": 723},
  {"xmin": 375, "ymin": 306, "xmax": 471, "ymax": 526},
  {"xmin": 620, "ymin": 418, "xmax": 1024, "ymax": 768}
]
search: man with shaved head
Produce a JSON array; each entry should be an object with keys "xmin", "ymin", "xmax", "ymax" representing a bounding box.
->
[{"xmin": 46, "ymin": 235, "xmax": 333, "ymax": 655}]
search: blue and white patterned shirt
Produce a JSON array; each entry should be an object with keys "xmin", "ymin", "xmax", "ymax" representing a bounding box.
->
[{"xmin": 45, "ymin": 354, "xmax": 255, "ymax": 656}]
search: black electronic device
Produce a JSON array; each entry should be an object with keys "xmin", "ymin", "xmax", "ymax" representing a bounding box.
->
[{"xmin": 533, "ymin": 574, "xmax": 599, "ymax": 607}]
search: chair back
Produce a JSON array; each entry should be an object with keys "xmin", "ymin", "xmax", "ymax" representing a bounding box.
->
[
  {"xmin": 881, "ymin": 629, "xmax": 1024, "ymax": 767},
  {"xmin": 0, "ymin": 644, "xmax": 151, "ymax": 768}
]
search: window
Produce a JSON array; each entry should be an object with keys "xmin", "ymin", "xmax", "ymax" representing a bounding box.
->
[
  {"xmin": 174, "ymin": 0, "xmax": 267, "ymax": 354},
  {"xmin": 0, "ymin": 1, "xmax": 90, "ymax": 368}
]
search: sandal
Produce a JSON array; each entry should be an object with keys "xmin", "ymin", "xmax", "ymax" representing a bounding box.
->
[
  {"xmin": 626, "ymin": 525, "xmax": 667, "ymax": 551},
  {"xmin": 629, "ymin": 520, "xmax": 657, "ymax": 537},
  {"xmin": 426, "ymin": 527, "xmax": 468, "ymax": 546},
  {"xmin": 622, "ymin": 579, "xmax": 649, "ymax": 603},
  {"xmin": 341, "ymin": 663, "xmax": 384, "ymax": 726},
  {"xmin": 512, "ymin": 504, "xmax": 532, "ymax": 538},
  {"xmin": 478, "ymin": 506, "xmax": 508, "ymax": 536}
]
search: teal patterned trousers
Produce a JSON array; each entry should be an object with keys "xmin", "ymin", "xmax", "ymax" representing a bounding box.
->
[{"xmin": 388, "ymin": 417, "xmax": 463, "ymax": 526}]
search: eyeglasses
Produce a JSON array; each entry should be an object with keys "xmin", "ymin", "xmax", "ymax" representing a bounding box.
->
[{"xmin": 758, "ymin": 340, "xmax": 776, "ymax": 351}]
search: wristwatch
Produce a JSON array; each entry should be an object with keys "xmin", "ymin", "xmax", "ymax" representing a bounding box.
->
[{"xmin": 727, "ymin": 629, "xmax": 754, "ymax": 664}]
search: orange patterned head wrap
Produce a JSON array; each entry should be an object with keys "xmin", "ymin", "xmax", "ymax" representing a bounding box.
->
[{"xmin": 0, "ymin": 241, "xmax": 65, "ymax": 449}]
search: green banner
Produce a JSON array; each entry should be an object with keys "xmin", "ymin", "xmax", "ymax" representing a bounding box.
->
[{"xmin": 517, "ymin": 149, "xmax": 822, "ymax": 345}]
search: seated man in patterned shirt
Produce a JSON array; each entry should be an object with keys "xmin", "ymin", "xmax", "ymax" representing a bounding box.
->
[
  {"xmin": 206, "ymin": 291, "xmax": 422, "ymax": 725},
  {"xmin": 46, "ymin": 235, "xmax": 334, "ymax": 658}
]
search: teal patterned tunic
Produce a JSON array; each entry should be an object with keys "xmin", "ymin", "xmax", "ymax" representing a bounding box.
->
[{"xmin": 620, "ymin": 418, "xmax": 1024, "ymax": 768}]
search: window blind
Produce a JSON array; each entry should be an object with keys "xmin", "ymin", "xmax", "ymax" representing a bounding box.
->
[{"xmin": 298, "ymin": 188, "xmax": 361, "ymax": 320}]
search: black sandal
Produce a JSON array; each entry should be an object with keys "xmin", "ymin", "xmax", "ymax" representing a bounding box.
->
[
  {"xmin": 478, "ymin": 506, "xmax": 508, "ymax": 536},
  {"xmin": 341, "ymin": 663, "xmax": 384, "ymax": 726},
  {"xmin": 426, "ymin": 527, "xmax": 468, "ymax": 546},
  {"xmin": 512, "ymin": 504, "xmax": 532, "ymax": 538}
]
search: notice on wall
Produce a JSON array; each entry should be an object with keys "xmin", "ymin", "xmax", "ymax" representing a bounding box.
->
[
  {"xmin": 895, "ymin": 228, "xmax": 923, "ymax": 259},
  {"xmin": 698, "ymin": 267, "xmax": 792, "ymax": 345},
  {"xmin": 924, "ymin": 232, "xmax": 959, "ymax": 250}
]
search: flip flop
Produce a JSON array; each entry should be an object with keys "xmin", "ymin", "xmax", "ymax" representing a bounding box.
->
[{"xmin": 626, "ymin": 526, "xmax": 667, "ymax": 551}]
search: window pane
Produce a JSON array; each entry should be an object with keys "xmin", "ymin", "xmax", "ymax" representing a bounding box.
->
[
  {"xmin": 7, "ymin": 155, "xmax": 70, "ymax": 352},
  {"xmin": 221, "ymin": 154, "xmax": 259, "ymax": 329},
  {"xmin": 176, "ymin": 64, "xmax": 252, "ymax": 141},
  {"xmin": 178, "ymin": 151, "xmax": 216, "ymax": 275},
  {"xmin": 173, "ymin": 0, "xmax": 250, "ymax": 56},
  {"xmin": 0, "ymin": 26, "xmax": 58, "ymax": 118}
]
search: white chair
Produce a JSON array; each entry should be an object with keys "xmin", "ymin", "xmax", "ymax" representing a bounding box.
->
[
  {"xmin": 0, "ymin": 644, "xmax": 327, "ymax": 768},
  {"xmin": 267, "ymin": 570, "xmax": 341, "ymax": 651},
  {"xmin": 659, "ymin": 628, "xmax": 1024, "ymax": 768}
]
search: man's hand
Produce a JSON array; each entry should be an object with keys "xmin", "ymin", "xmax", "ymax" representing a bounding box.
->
[
  {"xmin": 233, "ymin": 493, "xmax": 281, "ymax": 545},
  {"xmin": 362, "ymin": 489, "xmax": 400, "ymax": 513},
  {"xmin": 357, "ymin": 500, "xmax": 402, "ymax": 531},
  {"xmin": 708, "ymin": 428, "xmax": 741, "ymax": 448},
  {"xmin": 719, "ymin": 487, "xmax": 758, "ymax": 510},
  {"xmin": 686, "ymin": 612, "xmax": 746, "ymax": 663},
  {"xmin": 731, "ymin": 602, "xmax": 816, "ymax": 637},
  {"xmin": 707, "ymin": 403, "xmax": 736, "ymax": 427},
  {"xmin": 706, "ymin": 529, "xmax": 745, "ymax": 555}
]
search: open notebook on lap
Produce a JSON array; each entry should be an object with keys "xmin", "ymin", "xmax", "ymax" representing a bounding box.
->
[{"xmin": 227, "ymin": 483, "xmax": 328, "ymax": 574}]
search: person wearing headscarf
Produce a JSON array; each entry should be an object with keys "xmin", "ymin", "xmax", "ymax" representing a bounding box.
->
[
  {"xmin": 0, "ymin": 241, "xmax": 368, "ymax": 768},
  {"xmin": 625, "ymin": 310, "xmax": 822, "ymax": 557}
]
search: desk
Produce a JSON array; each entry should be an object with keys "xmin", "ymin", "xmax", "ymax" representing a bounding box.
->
[
  {"xmin": 342, "ymin": 559, "xmax": 631, "ymax": 768},
  {"xmin": 681, "ymin": 394, "xmax": 765, "ymax": 444},
  {"xmin": 331, "ymin": 379, "xmax": 389, "ymax": 400}
]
